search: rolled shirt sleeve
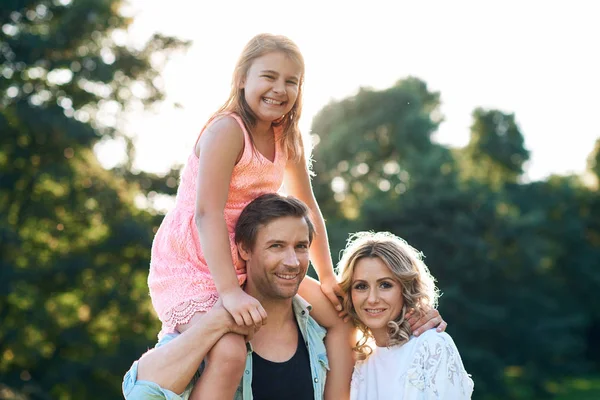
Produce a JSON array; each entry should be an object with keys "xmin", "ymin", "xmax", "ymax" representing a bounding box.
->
[{"xmin": 122, "ymin": 333, "xmax": 195, "ymax": 400}]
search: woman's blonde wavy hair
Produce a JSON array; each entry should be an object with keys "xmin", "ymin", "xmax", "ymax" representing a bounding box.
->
[
  {"xmin": 338, "ymin": 231, "xmax": 439, "ymax": 360},
  {"xmin": 212, "ymin": 33, "xmax": 305, "ymax": 162}
]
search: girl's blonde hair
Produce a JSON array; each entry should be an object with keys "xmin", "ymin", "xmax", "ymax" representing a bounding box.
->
[
  {"xmin": 337, "ymin": 231, "xmax": 439, "ymax": 359},
  {"xmin": 214, "ymin": 33, "xmax": 305, "ymax": 161}
]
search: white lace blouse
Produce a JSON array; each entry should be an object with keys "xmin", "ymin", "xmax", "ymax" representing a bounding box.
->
[{"xmin": 351, "ymin": 329, "xmax": 474, "ymax": 400}]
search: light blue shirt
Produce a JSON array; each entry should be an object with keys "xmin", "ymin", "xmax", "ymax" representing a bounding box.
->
[{"xmin": 123, "ymin": 296, "xmax": 329, "ymax": 400}]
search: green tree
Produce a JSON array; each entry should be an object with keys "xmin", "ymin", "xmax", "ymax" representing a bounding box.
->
[
  {"xmin": 461, "ymin": 108, "xmax": 530, "ymax": 189},
  {"xmin": 310, "ymin": 79, "xmax": 597, "ymax": 398},
  {"xmin": 587, "ymin": 137, "xmax": 600, "ymax": 188},
  {"xmin": 0, "ymin": 1, "xmax": 187, "ymax": 398},
  {"xmin": 311, "ymin": 77, "xmax": 442, "ymax": 225}
]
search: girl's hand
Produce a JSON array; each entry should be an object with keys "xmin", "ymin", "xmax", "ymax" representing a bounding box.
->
[
  {"xmin": 212, "ymin": 298, "xmax": 262, "ymax": 341},
  {"xmin": 319, "ymin": 275, "xmax": 347, "ymax": 318},
  {"xmin": 221, "ymin": 288, "xmax": 268, "ymax": 327}
]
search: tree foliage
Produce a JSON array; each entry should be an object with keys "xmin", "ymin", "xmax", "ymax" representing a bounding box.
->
[
  {"xmin": 587, "ymin": 137, "xmax": 600, "ymax": 185},
  {"xmin": 2, "ymin": 3, "xmax": 599, "ymax": 398},
  {"xmin": 311, "ymin": 79, "xmax": 600, "ymax": 399},
  {"xmin": 460, "ymin": 108, "xmax": 530, "ymax": 189},
  {"xmin": 1, "ymin": 1, "xmax": 187, "ymax": 398}
]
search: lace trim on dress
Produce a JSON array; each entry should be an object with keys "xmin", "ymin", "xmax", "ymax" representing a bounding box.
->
[{"xmin": 162, "ymin": 294, "xmax": 219, "ymax": 329}]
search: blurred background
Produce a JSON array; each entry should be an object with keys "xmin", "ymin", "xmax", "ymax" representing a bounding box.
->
[{"xmin": 1, "ymin": 0, "xmax": 599, "ymax": 399}]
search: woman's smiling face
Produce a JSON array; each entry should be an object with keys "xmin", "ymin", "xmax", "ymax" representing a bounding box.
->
[{"xmin": 351, "ymin": 256, "xmax": 404, "ymax": 346}]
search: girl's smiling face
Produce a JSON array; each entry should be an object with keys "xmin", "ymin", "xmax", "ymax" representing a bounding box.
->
[
  {"xmin": 351, "ymin": 256, "xmax": 404, "ymax": 346},
  {"xmin": 241, "ymin": 51, "xmax": 301, "ymax": 126}
]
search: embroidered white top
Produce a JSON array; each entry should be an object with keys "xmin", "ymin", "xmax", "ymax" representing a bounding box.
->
[{"xmin": 351, "ymin": 329, "xmax": 474, "ymax": 400}]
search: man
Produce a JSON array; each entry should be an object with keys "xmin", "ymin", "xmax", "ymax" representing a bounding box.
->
[
  {"xmin": 123, "ymin": 194, "xmax": 444, "ymax": 399},
  {"xmin": 123, "ymin": 194, "xmax": 328, "ymax": 399}
]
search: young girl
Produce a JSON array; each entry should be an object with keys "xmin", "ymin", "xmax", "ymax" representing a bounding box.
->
[
  {"xmin": 147, "ymin": 34, "xmax": 354, "ymax": 399},
  {"xmin": 337, "ymin": 232, "xmax": 474, "ymax": 399}
]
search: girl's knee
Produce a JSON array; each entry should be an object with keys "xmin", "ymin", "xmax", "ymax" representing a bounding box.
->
[{"xmin": 207, "ymin": 333, "xmax": 247, "ymax": 367}]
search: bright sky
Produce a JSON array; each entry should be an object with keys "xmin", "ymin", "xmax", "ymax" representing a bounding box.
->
[{"xmin": 97, "ymin": 0, "xmax": 600, "ymax": 181}]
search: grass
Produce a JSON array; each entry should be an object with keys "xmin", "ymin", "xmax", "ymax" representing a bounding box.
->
[{"xmin": 553, "ymin": 376, "xmax": 600, "ymax": 400}]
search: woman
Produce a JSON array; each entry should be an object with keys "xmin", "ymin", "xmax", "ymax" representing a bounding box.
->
[{"xmin": 338, "ymin": 232, "xmax": 474, "ymax": 399}]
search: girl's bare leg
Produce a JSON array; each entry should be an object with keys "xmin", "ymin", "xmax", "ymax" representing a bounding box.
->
[{"xmin": 179, "ymin": 313, "xmax": 247, "ymax": 400}]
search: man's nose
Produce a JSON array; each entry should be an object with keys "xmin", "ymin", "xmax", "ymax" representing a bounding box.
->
[{"xmin": 283, "ymin": 247, "xmax": 300, "ymax": 266}]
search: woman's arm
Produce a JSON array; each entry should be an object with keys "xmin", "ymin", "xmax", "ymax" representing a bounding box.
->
[{"xmin": 406, "ymin": 308, "xmax": 447, "ymax": 336}]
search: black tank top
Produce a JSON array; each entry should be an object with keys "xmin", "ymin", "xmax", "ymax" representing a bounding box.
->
[{"xmin": 251, "ymin": 322, "xmax": 314, "ymax": 400}]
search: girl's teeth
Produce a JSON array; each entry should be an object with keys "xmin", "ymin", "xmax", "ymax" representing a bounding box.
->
[{"xmin": 263, "ymin": 98, "xmax": 282, "ymax": 105}]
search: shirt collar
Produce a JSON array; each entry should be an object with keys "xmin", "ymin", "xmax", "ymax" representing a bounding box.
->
[
  {"xmin": 292, "ymin": 294, "xmax": 313, "ymax": 316},
  {"xmin": 246, "ymin": 295, "xmax": 312, "ymax": 355}
]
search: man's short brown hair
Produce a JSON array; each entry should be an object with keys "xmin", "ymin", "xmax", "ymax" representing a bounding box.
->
[{"xmin": 235, "ymin": 193, "xmax": 315, "ymax": 250}]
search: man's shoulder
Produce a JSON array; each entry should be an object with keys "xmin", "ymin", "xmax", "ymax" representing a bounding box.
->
[{"xmin": 292, "ymin": 295, "xmax": 327, "ymax": 340}]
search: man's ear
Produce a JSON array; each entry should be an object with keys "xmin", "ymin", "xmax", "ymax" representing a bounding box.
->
[{"xmin": 237, "ymin": 242, "xmax": 251, "ymax": 261}]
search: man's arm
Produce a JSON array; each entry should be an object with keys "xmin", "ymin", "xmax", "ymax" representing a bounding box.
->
[
  {"xmin": 406, "ymin": 308, "xmax": 448, "ymax": 337},
  {"xmin": 135, "ymin": 302, "xmax": 251, "ymax": 395}
]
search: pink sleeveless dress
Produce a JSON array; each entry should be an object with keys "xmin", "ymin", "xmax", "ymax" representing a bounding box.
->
[{"xmin": 148, "ymin": 113, "xmax": 287, "ymax": 334}]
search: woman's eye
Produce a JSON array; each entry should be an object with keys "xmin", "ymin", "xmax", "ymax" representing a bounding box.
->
[
  {"xmin": 380, "ymin": 281, "xmax": 393, "ymax": 289},
  {"xmin": 287, "ymin": 80, "xmax": 298, "ymax": 85},
  {"xmin": 353, "ymin": 283, "xmax": 368, "ymax": 291},
  {"xmin": 262, "ymin": 75, "xmax": 275, "ymax": 80}
]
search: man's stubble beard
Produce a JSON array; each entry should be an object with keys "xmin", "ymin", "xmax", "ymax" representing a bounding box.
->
[{"xmin": 252, "ymin": 270, "xmax": 306, "ymax": 301}]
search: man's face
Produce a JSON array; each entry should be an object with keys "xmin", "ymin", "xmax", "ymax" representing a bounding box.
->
[{"xmin": 240, "ymin": 216, "xmax": 310, "ymax": 300}]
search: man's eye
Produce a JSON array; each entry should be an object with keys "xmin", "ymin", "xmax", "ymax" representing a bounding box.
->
[{"xmin": 270, "ymin": 244, "xmax": 282, "ymax": 248}]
